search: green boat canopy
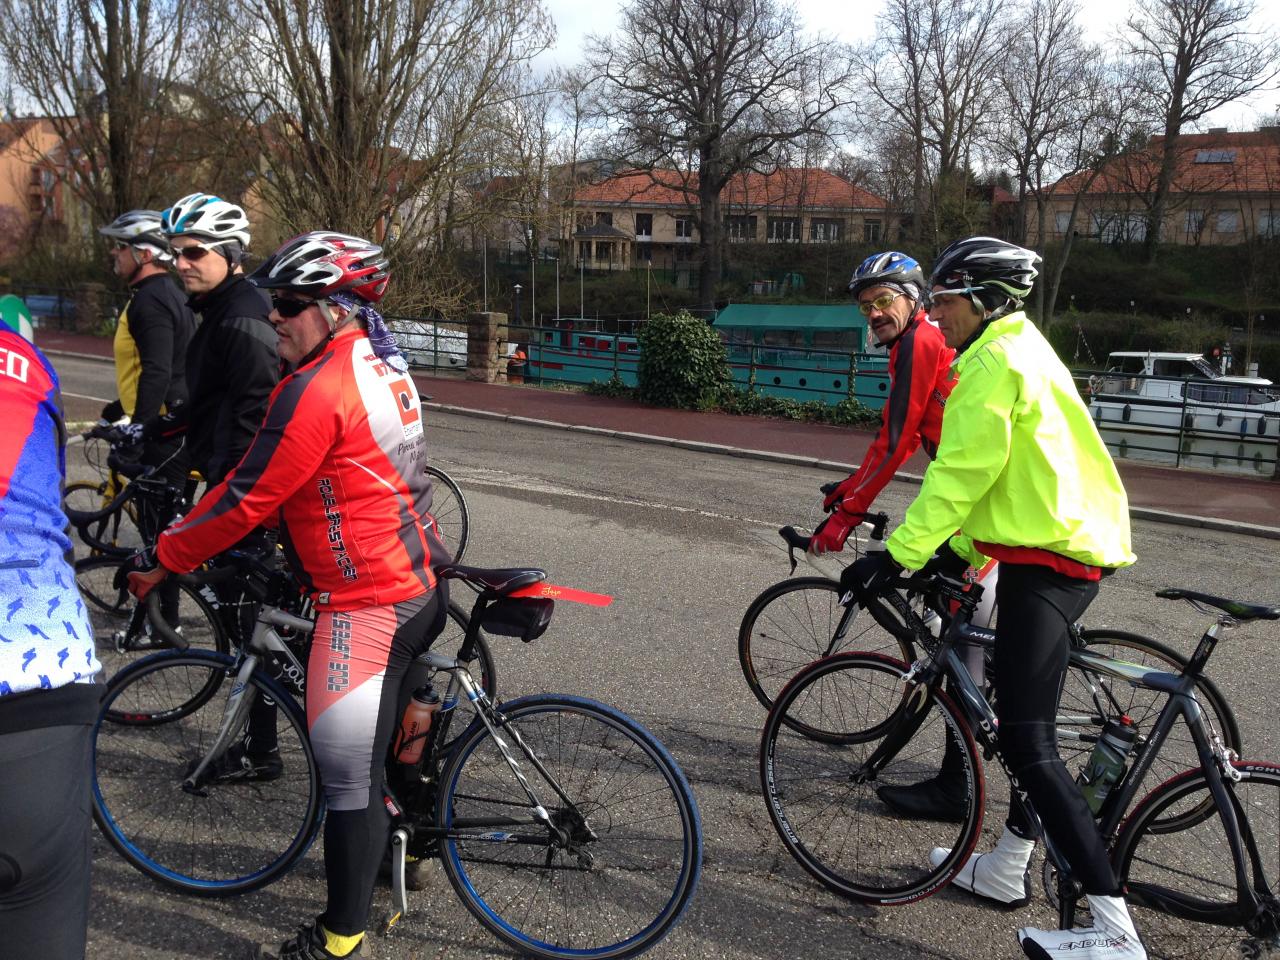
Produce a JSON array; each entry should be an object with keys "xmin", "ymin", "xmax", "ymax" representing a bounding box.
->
[{"xmin": 713, "ymin": 303, "xmax": 860, "ymax": 331}]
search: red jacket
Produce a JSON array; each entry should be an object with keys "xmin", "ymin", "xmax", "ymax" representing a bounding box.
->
[
  {"xmin": 158, "ymin": 327, "xmax": 446, "ymax": 609},
  {"xmin": 839, "ymin": 312, "xmax": 954, "ymax": 518}
]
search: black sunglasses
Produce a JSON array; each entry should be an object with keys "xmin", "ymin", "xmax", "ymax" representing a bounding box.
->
[{"xmin": 272, "ymin": 296, "xmax": 315, "ymax": 318}]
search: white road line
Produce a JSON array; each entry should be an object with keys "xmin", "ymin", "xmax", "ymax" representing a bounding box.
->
[{"xmin": 63, "ymin": 391, "xmax": 111, "ymax": 403}]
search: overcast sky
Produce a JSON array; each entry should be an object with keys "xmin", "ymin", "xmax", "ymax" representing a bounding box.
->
[{"xmin": 535, "ymin": 0, "xmax": 1280, "ymax": 132}]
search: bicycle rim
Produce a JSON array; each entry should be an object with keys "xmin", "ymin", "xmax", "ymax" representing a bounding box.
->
[
  {"xmin": 1062, "ymin": 630, "xmax": 1242, "ymax": 829},
  {"xmin": 438, "ymin": 695, "xmax": 702, "ymax": 960},
  {"xmin": 1113, "ymin": 762, "xmax": 1280, "ymax": 960},
  {"xmin": 93, "ymin": 651, "xmax": 323, "ymax": 895},
  {"xmin": 739, "ymin": 578, "xmax": 913, "ymax": 712},
  {"xmin": 760, "ymin": 652, "xmax": 983, "ymax": 905},
  {"xmin": 425, "ymin": 465, "xmax": 469, "ymax": 563}
]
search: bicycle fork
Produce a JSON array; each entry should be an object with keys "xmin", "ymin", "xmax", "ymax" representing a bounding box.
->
[{"xmin": 180, "ymin": 654, "xmax": 262, "ymax": 794}]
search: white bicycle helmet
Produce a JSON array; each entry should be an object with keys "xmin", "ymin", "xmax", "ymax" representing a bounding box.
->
[
  {"xmin": 98, "ymin": 210, "xmax": 172, "ymax": 261},
  {"xmin": 161, "ymin": 193, "xmax": 251, "ymax": 247}
]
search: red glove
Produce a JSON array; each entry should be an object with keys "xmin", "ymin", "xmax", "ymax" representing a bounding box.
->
[
  {"xmin": 809, "ymin": 509, "xmax": 860, "ymax": 555},
  {"xmin": 114, "ymin": 550, "xmax": 168, "ymax": 601},
  {"xmin": 822, "ymin": 475, "xmax": 857, "ymax": 512}
]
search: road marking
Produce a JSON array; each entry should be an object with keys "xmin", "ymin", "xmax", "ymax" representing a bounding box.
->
[{"xmin": 63, "ymin": 391, "xmax": 111, "ymax": 403}]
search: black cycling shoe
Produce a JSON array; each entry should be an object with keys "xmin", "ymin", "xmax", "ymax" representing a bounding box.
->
[
  {"xmin": 254, "ymin": 920, "xmax": 370, "ymax": 959},
  {"xmin": 876, "ymin": 776, "xmax": 968, "ymax": 822},
  {"xmin": 190, "ymin": 740, "xmax": 284, "ymax": 784}
]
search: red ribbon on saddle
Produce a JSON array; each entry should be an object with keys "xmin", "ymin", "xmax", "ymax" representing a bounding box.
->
[{"xmin": 508, "ymin": 583, "xmax": 614, "ymax": 607}]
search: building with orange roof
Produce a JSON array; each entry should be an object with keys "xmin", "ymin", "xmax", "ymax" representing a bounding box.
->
[
  {"xmin": 0, "ymin": 118, "xmax": 78, "ymax": 261},
  {"xmin": 1030, "ymin": 127, "xmax": 1280, "ymax": 247},
  {"xmin": 564, "ymin": 167, "xmax": 890, "ymax": 273}
]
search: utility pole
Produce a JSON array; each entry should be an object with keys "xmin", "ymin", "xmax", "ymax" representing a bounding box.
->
[{"xmin": 482, "ymin": 242, "xmax": 488, "ymax": 312}]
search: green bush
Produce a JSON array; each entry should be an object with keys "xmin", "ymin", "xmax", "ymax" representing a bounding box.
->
[
  {"xmin": 635, "ymin": 310, "xmax": 731, "ymax": 410},
  {"xmin": 715, "ymin": 387, "xmax": 878, "ymax": 426},
  {"xmin": 583, "ymin": 375, "xmax": 635, "ymax": 398}
]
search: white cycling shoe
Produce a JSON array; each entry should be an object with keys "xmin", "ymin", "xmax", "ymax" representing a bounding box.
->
[
  {"xmin": 929, "ymin": 826, "xmax": 1034, "ymax": 907},
  {"xmin": 1018, "ymin": 894, "xmax": 1147, "ymax": 960}
]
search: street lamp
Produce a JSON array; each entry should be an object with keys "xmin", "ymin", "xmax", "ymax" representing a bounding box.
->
[
  {"xmin": 514, "ymin": 283, "xmax": 523, "ymax": 327},
  {"xmin": 553, "ymin": 256, "xmax": 561, "ymax": 320}
]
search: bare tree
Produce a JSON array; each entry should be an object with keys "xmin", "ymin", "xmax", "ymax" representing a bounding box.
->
[
  {"xmin": 859, "ymin": 0, "xmax": 1007, "ymax": 244},
  {"xmin": 587, "ymin": 0, "xmax": 853, "ymax": 311},
  {"xmin": 199, "ymin": 0, "xmax": 551, "ymax": 312},
  {"xmin": 0, "ymin": 0, "xmax": 203, "ymax": 220},
  {"xmin": 1124, "ymin": 0, "xmax": 1280, "ymax": 262}
]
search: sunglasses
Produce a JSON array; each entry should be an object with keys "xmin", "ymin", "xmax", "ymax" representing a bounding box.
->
[
  {"xmin": 110, "ymin": 241, "xmax": 132, "ymax": 252},
  {"xmin": 271, "ymin": 296, "xmax": 315, "ymax": 318},
  {"xmin": 857, "ymin": 291, "xmax": 906, "ymax": 316},
  {"xmin": 172, "ymin": 240, "xmax": 230, "ymax": 263}
]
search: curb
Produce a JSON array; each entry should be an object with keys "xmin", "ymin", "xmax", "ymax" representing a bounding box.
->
[
  {"xmin": 41, "ymin": 348, "xmax": 114, "ymax": 364},
  {"xmin": 426, "ymin": 402, "xmax": 1280, "ymax": 541}
]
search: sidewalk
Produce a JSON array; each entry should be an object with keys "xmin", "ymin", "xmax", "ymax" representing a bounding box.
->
[{"xmin": 40, "ymin": 329, "xmax": 1280, "ymax": 539}]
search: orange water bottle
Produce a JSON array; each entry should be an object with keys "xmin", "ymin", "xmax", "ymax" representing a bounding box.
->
[{"xmin": 395, "ymin": 683, "xmax": 441, "ymax": 764}]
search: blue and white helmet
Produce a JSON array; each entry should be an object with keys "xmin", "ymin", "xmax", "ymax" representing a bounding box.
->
[
  {"xmin": 161, "ymin": 193, "xmax": 251, "ymax": 247},
  {"xmin": 848, "ymin": 251, "xmax": 925, "ymax": 304}
]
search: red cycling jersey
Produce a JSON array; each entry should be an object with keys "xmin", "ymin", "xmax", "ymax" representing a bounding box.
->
[
  {"xmin": 158, "ymin": 326, "xmax": 445, "ymax": 609},
  {"xmin": 837, "ymin": 311, "xmax": 955, "ymax": 519}
]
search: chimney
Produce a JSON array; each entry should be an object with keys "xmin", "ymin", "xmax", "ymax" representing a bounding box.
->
[{"xmin": 1207, "ymin": 127, "xmax": 1229, "ymax": 135}]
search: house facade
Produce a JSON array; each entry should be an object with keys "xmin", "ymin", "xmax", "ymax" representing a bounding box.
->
[
  {"xmin": 1030, "ymin": 128, "xmax": 1280, "ymax": 246},
  {"xmin": 565, "ymin": 167, "xmax": 890, "ymax": 272},
  {"xmin": 0, "ymin": 118, "xmax": 75, "ymax": 260}
]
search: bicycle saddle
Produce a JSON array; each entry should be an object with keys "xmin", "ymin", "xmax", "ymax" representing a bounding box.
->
[
  {"xmin": 435, "ymin": 564, "xmax": 546, "ymax": 597},
  {"xmin": 1156, "ymin": 588, "xmax": 1280, "ymax": 622}
]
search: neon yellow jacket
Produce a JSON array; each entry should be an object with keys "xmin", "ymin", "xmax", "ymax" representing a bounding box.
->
[{"xmin": 886, "ymin": 311, "xmax": 1135, "ymax": 572}]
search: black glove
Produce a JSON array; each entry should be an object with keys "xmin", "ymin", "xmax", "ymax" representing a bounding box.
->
[
  {"xmin": 921, "ymin": 541, "xmax": 970, "ymax": 581},
  {"xmin": 100, "ymin": 399, "xmax": 125, "ymax": 422},
  {"xmin": 840, "ymin": 549, "xmax": 903, "ymax": 599},
  {"xmin": 114, "ymin": 549, "xmax": 165, "ymax": 601}
]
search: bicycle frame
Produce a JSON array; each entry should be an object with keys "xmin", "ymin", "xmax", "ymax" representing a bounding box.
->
[{"xmin": 860, "ymin": 583, "xmax": 1268, "ymax": 931}]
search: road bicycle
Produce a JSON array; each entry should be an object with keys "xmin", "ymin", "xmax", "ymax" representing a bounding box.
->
[
  {"xmin": 740, "ymin": 514, "xmax": 1241, "ymax": 786},
  {"xmin": 92, "ymin": 558, "xmax": 702, "ymax": 960},
  {"xmin": 759, "ymin": 567, "xmax": 1279, "ymax": 960}
]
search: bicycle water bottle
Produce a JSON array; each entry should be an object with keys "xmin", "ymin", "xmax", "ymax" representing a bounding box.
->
[
  {"xmin": 1076, "ymin": 716, "xmax": 1138, "ymax": 813},
  {"xmin": 395, "ymin": 683, "xmax": 441, "ymax": 765}
]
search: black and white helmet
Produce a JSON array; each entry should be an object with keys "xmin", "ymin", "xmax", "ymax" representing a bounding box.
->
[
  {"xmin": 161, "ymin": 193, "xmax": 251, "ymax": 247},
  {"xmin": 98, "ymin": 210, "xmax": 171, "ymax": 261},
  {"xmin": 929, "ymin": 237, "xmax": 1040, "ymax": 318}
]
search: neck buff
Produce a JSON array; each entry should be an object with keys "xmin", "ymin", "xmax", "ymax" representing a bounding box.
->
[{"xmin": 328, "ymin": 291, "xmax": 409, "ymax": 373}]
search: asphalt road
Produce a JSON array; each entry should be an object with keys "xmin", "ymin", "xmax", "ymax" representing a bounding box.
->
[{"xmin": 49, "ymin": 354, "xmax": 1280, "ymax": 960}]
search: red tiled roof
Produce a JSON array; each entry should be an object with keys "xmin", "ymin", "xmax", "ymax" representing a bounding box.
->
[
  {"xmin": 1052, "ymin": 130, "xmax": 1280, "ymax": 196},
  {"xmin": 572, "ymin": 167, "xmax": 885, "ymax": 211}
]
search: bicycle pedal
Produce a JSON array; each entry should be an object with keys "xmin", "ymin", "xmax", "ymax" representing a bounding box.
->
[{"xmin": 380, "ymin": 911, "xmax": 402, "ymax": 937}]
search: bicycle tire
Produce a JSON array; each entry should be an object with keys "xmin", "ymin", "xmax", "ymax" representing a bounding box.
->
[
  {"xmin": 438, "ymin": 694, "xmax": 702, "ymax": 960},
  {"xmin": 1061, "ymin": 629, "xmax": 1242, "ymax": 829},
  {"xmin": 425, "ymin": 465, "xmax": 469, "ymax": 563},
  {"xmin": 738, "ymin": 577, "xmax": 914, "ymax": 712},
  {"xmin": 1111, "ymin": 761, "xmax": 1280, "ymax": 960},
  {"xmin": 92, "ymin": 650, "xmax": 323, "ymax": 895},
  {"xmin": 760, "ymin": 652, "xmax": 984, "ymax": 905}
]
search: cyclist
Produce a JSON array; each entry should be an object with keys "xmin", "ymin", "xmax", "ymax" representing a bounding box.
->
[
  {"xmin": 843, "ymin": 237, "xmax": 1142, "ymax": 960},
  {"xmin": 0, "ymin": 304, "xmax": 101, "ymax": 960},
  {"xmin": 128, "ymin": 232, "xmax": 450, "ymax": 960},
  {"xmin": 149, "ymin": 193, "xmax": 279, "ymax": 488},
  {"xmin": 809, "ymin": 251, "xmax": 954, "ymax": 555},
  {"xmin": 96, "ymin": 209, "xmax": 195, "ymax": 484}
]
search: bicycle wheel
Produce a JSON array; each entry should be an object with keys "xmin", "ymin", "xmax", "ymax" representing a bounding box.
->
[
  {"xmin": 426, "ymin": 465, "xmax": 469, "ymax": 563},
  {"xmin": 438, "ymin": 695, "xmax": 702, "ymax": 960},
  {"xmin": 92, "ymin": 651, "xmax": 323, "ymax": 895},
  {"xmin": 760, "ymin": 652, "xmax": 984, "ymax": 905},
  {"xmin": 76, "ymin": 556, "xmax": 229, "ymax": 691},
  {"xmin": 1060, "ymin": 630, "xmax": 1242, "ymax": 821},
  {"xmin": 64, "ymin": 480, "xmax": 142, "ymax": 555},
  {"xmin": 1111, "ymin": 761, "xmax": 1280, "ymax": 960},
  {"xmin": 739, "ymin": 577, "xmax": 914, "ymax": 712}
]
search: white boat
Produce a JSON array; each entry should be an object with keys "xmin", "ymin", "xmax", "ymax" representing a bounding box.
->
[{"xmin": 1086, "ymin": 352, "xmax": 1280, "ymax": 476}]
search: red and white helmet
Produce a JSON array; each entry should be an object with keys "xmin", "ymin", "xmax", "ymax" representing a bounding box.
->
[{"xmin": 248, "ymin": 232, "xmax": 390, "ymax": 303}]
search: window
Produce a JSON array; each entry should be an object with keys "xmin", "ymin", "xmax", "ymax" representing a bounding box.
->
[
  {"xmin": 634, "ymin": 213, "xmax": 652, "ymax": 237},
  {"xmin": 1185, "ymin": 209, "xmax": 1205, "ymax": 236},
  {"xmin": 1094, "ymin": 211, "xmax": 1147, "ymax": 243},
  {"xmin": 809, "ymin": 218, "xmax": 844, "ymax": 242},
  {"xmin": 596, "ymin": 241, "xmax": 615, "ymax": 262},
  {"xmin": 725, "ymin": 215, "xmax": 757, "ymax": 242},
  {"xmin": 1194, "ymin": 149, "xmax": 1236, "ymax": 164},
  {"xmin": 1055, "ymin": 211, "xmax": 1072, "ymax": 234},
  {"xmin": 1216, "ymin": 210, "xmax": 1240, "ymax": 234},
  {"xmin": 577, "ymin": 241, "xmax": 591, "ymax": 262},
  {"xmin": 595, "ymin": 211, "xmax": 613, "ymax": 226},
  {"xmin": 575, "ymin": 212, "xmax": 592, "ymax": 231},
  {"xmin": 636, "ymin": 243, "xmax": 653, "ymax": 262},
  {"xmin": 767, "ymin": 217, "xmax": 800, "ymax": 243},
  {"xmin": 862, "ymin": 219, "xmax": 882, "ymax": 243},
  {"xmin": 1259, "ymin": 210, "xmax": 1279, "ymax": 238},
  {"xmin": 674, "ymin": 218, "xmax": 694, "ymax": 239}
]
